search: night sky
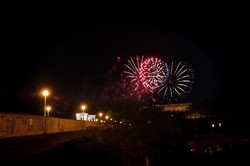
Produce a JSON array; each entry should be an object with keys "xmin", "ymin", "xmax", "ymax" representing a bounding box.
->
[{"xmin": 1, "ymin": 13, "xmax": 242, "ymax": 118}]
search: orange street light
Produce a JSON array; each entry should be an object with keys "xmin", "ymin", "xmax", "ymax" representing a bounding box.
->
[
  {"xmin": 46, "ymin": 106, "xmax": 51, "ymax": 117},
  {"xmin": 81, "ymin": 105, "xmax": 86, "ymax": 112},
  {"xmin": 42, "ymin": 90, "xmax": 49, "ymax": 116},
  {"xmin": 98, "ymin": 112, "xmax": 103, "ymax": 117}
]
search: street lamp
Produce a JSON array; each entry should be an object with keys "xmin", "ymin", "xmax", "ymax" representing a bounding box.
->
[
  {"xmin": 46, "ymin": 106, "xmax": 51, "ymax": 117},
  {"xmin": 98, "ymin": 112, "xmax": 103, "ymax": 118},
  {"xmin": 81, "ymin": 105, "xmax": 87, "ymax": 121},
  {"xmin": 81, "ymin": 105, "xmax": 86, "ymax": 112},
  {"xmin": 42, "ymin": 90, "xmax": 49, "ymax": 116}
]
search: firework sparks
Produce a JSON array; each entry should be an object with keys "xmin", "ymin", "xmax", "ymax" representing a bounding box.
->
[
  {"xmin": 139, "ymin": 57, "xmax": 168, "ymax": 93},
  {"xmin": 158, "ymin": 61, "xmax": 194, "ymax": 102},
  {"xmin": 122, "ymin": 56, "xmax": 194, "ymax": 103},
  {"xmin": 122, "ymin": 56, "xmax": 145, "ymax": 99}
]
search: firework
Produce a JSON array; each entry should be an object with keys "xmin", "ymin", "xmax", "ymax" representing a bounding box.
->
[
  {"xmin": 122, "ymin": 56, "xmax": 194, "ymax": 103},
  {"xmin": 122, "ymin": 56, "xmax": 169, "ymax": 101},
  {"xmin": 122, "ymin": 56, "xmax": 145, "ymax": 99},
  {"xmin": 157, "ymin": 61, "xmax": 194, "ymax": 102},
  {"xmin": 139, "ymin": 57, "xmax": 168, "ymax": 93}
]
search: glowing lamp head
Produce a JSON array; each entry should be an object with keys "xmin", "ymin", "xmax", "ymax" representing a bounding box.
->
[
  {"xmin": 46, "ymin": 106, "xmax": 51, "ymax": 111},
  {"xmin": 42, "ymin": 90, "xmax": 49, "ymax": 96},
  {"xmin": 81, "ymin": 105, "xmax": 86, "ymax": 111}
]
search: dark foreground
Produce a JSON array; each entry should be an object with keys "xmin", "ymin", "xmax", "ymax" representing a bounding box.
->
[
  {"xmin": 3, "ymin": 112, "xmax": 250, "ymax": 166},
  {"xmin": 17, "ymin": 128, "xmax": 249, "ymax": 166},
  {"xmin": 19, "ymin": 138, "xmax": 249, "ymax": 166}
]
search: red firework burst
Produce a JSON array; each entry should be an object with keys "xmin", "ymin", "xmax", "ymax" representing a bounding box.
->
[{"xmin": 139, "ymin": 57, "xmax": 168, "ymax": 93}]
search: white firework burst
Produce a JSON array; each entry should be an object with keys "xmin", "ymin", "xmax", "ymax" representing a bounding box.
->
[
  {"xmin": 157, "ymin": 61, "xmax": 194, "ymax": 102},
  {"xmin": 122, "ymin": 55, "xmax": 146, "ymax": 98}
]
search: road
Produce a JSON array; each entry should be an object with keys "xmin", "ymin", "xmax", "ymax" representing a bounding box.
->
[{"xmin": 0, "ymin": 130, "xmax": 86, "ymax": 164}]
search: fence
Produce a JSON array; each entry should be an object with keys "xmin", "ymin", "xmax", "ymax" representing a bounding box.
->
[{"xmin": 0, "ymin": 112, "xmax": 98, "ymax": 138}]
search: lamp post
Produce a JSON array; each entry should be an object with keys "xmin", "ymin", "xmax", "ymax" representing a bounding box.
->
[
  {"xmin": 46, "ymin": 106, "xmax": 51, "ymax": 117},
  {"xmin": 98, "ymin": 113, "xmax": 103, "ymax": 124},
  {"xmin": 42, "ymin": 90, "xmax": 49, "ymax": 116},
  {"xmin": 81, "ymin": 105, "xmax": 86, "ymax": 121},
  {"xmin": 81, "ymin": 105, "xmax": 86, "ymax": 112}
]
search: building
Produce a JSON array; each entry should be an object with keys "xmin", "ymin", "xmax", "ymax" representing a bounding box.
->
[
  {"xmin": 160, "ymin": 103, "xmax": 200, "ymax": 119},
  {"xmin": 75, "ymin": 112, "xmax": 96, "ymax": 122},
  {"xmin": 160, "ymin": 103, "xmax": 207, "ymax": 119},
  {"xmin": 161, "ymin": 103, "xmax": 191, "ymax": 112}
]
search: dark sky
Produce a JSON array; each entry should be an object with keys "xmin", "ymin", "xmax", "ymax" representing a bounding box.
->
[{"xmin": 1, "ymin": 13, "xmax": 243, "ymax": 118}]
